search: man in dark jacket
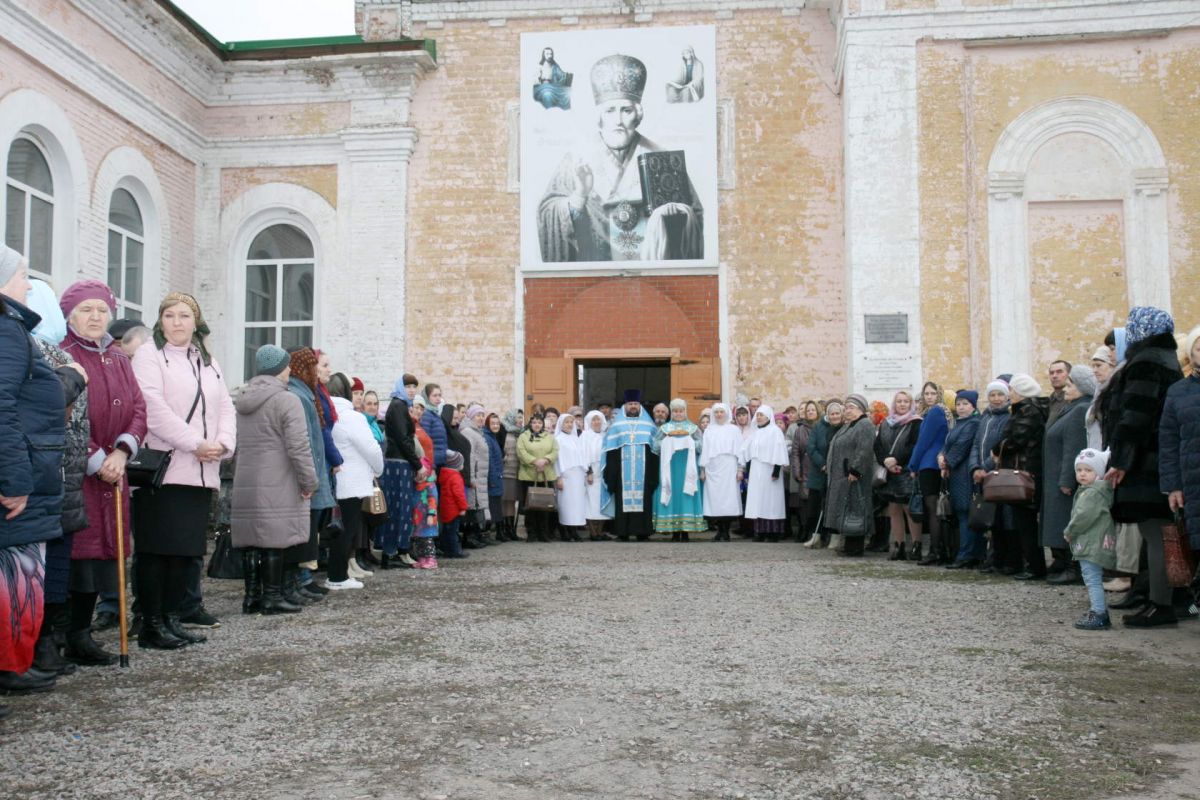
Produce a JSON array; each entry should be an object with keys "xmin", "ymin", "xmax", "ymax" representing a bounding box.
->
[
  {"xmin": 0, "ymin": 247, "xmax": 79, "ymax": 700},
  {"xmin": 1102, "ymin": 307, "xmax": 1184, "ymax": 627}
]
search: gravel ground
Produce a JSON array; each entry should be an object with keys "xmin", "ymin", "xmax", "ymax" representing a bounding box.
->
[{"xmin": 2, "ymin": 536, "xmax": 1198, "ymax": 800}]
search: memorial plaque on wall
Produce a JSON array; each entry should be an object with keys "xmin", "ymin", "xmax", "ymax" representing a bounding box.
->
[
  {"xmin": 864, "ymin": 314, "xmax": 909, "ymax": 344},
  {"xmin": 860, "ymin": 357, "xmax": 915, "ymax": 390}
]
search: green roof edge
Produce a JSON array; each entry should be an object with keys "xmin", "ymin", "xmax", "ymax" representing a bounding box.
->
[{"xmin": 155, "ymin": 1, "xmax": 435, "ymax": 62}]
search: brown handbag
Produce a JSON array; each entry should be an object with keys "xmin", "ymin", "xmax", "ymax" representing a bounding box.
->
[
  {"xmin": 1163, "ymin": 514, "xmax": 1194, "ymax": 588},
  {"xmin": 982, "ymin": 445, "xmax": 1036, "ymax": 505},
  {"xmin": 524, "ymin": 479, "xmax": 558, "ymax": 512},
  {"xmin": 362, "ymin": 481, "xmax": 387, "ymax": 515}
]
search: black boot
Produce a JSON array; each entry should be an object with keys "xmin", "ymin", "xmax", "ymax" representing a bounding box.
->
[
  {"xmin": 918, "ymin": 539, "xmax": 941, "ymax": 566},
  {"xmin": 909, "ymin": 542, "xmax": 923, "ymax": 563},
  {"xmin": 165, "ymin": 614, "xmax": 207, "ymax": 644},
  {"xmin": 242, "ymin": 548, "xmax": 262, "ymax": 614},
  {"xmin": 0, "ymin": 668, "xmax": 57, "ymax": 695},
  {"xmin": 360, "ymin": 547, "xmax": 381, "ymax": 566},
  {"xmin": 283, "ymin": 568, "xmax": 316, "ymax": 606},
  {"xmin": 681, "ymin": 532, "xmax": 690, "ymax": 543},
  {"xmin": 32, "ymin": 603, "xmax": 76, "ymax": 676},
  {"xmin": 888, "ymin": 542, "xmax": 906, "ymax": 561},
  {"xmin": 261, "ymin": 551, "xmax": 302, "ymax": 615},
  {"xmin": 64, "ymin": 629, "xmax": 118, "ymax": 666},
  {"xmin": 137, "ymin": 616, "xmax": 189, "ymax": 650}
]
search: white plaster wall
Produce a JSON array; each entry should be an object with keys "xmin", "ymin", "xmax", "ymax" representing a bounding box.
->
[{"xmin": 842, "ymin": 41, "xmax": 923, "ymax": 394}]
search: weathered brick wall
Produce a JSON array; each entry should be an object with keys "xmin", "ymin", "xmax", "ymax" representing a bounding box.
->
[
  {"xmin": 524, "ymin": 276, "xmax": 718, "ymax": 358},
  {"xmin": 220, "ymin": 166, "xmax": 339, "ymax": 210},
  {"xmin": 918, "ymin": 30, "xmax": 1200, "ymax": 388},
  {"xmin": 0, "ymin": 42, "xmax": 198, "ymax": 298},
  {"xmin": 403, "ymin": 8, "xmax": 845, "ymax": 410}
]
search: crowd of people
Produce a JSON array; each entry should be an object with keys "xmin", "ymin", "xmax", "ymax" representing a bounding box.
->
[{"xmin": 2, "ymin": 238, "xmax": 1198, "ymax": 722}]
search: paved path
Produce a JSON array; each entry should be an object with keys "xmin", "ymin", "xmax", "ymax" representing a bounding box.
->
[{"xmin": 3, "ymin": 538, "xmax": 1198, "ymax": 800}]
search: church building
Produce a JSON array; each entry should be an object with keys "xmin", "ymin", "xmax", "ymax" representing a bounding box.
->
[{"xmin": 2, "ymin": 0, "xmax": 1197, "ymax": 410}]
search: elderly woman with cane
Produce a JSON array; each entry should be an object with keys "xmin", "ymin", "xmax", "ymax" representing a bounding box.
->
[{"xmin": 58, "ymin": 280, "xmax": 146, "ymax": 666}]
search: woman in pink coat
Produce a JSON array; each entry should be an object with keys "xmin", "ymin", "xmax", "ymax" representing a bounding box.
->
[
  {"xmin": 131, "ymin": 293, "xmax": 235, "ymax": 649},
  {"xmin": 58, "ymin": 280, "xmax": 147, "ymax": 666}
]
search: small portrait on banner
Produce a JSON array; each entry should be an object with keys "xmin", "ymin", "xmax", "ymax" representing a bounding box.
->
[{"xmin": 532, "ymin": 47, "xmax": 572, "ymax": 111}]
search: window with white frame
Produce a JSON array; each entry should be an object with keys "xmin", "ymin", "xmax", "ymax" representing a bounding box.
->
[
  {"xmin": 106, "ymin": 188, "xmax": 145, "ymax": 320},
  {"xmin": 4, "ymin": 135, "xmax": 54, "ymax": 281},
  {"xmin": 243, "ymin": 223, "xmax": 315, "ymax": 380}
]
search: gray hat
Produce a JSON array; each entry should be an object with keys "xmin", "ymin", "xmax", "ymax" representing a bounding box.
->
[
  {"xmin": 0, "ymin": 245, "xmax": 24, "ymax": 289},
  {"xmin": 256, "ymin": 344, "xmax": 290, "ymax": 377},
  {"xmin": 1067, "ymin": 364, "xmax": 1098, "ymax": 398}
]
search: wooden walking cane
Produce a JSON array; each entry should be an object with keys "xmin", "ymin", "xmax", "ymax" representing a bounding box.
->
[{"xmin": 113, "ymin": 475, "xmax": 130, "ymax": 668}]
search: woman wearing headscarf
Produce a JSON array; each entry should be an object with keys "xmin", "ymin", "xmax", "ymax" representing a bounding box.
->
[
  {"xmin": 804, "ymin": 400, "xmax": 842, "ymax": 549},
  {"xmin": 0, "ymin": 252, "xmax": 73, "ymax": 695},
  {"xmin": 1103, "ymin": 307, "xmax": 1184, "ymax": 627},
  {"xmin": 326, "ymin": 373, "xmax": 384, "ymax": 589},
  {"xmin": 697, "ymin": 407, "xmax": 712, "ymax": 434},
  {"xmin": 992, "ymin": 373, "xmax": 1050, "ymax": 581},
  {"xmin": 970, "ymin": 381, "xmax": 1014, "ymax": 573},
  {"xmin": 130, "ymin": 292, "xmax": 235, "ymax": 648},
  {"xmin": 284, "ymin": 347, "xmax": 334, "ymax": 602},
  {"xmin": 421, "ymin": 383, "xmax": 448, "ymax": 469},
  {"xmin": 500, "ymin": 408, "xmax": 524, "ymax": 540},
  {"xmin": 940, "ymin": 391, "xmax": 982, "ymax": 568},
  {"xmin": 1040, "ymin": 366, "xmax": 1097, "ymax": 586},
  {"xmin": 789, "ymin": 401, "xmax": 818, "ymax": 542},
  {"xmin": 700, "ymin": 403, "xmax": 743, "ymax": 542},
  {"xmin": 876, "ymin": 390, "xmax": 923, "ymax": 561},
  {"xmin": 908, "ymin": 382, "xmax": 953, "ymax": 564},
  {"xmin": 741, "ymin": 405, "xmax": 789, "ymax": 542},
  {"xmin": 483, "ymin": 413, "xmax": 509, "ymax": 540},
  {"xmin": 824, "ymin": 395, "xmax": 876, "ymax": 556},
  {"xmin": 517, "ymin": 413, "xmax": 558, "ymax": 542},
  {"xmin": 378, "ymin": 374, "xmax": 422, "ymax": 568},
  {"xmin": 653, "ymin": 399, "xmax": 705, "ymax": 542},
  {"xmin": 581, "ymin": 410, "xmax": 612, "ymax": 540},
  {"xmin": 58, "ymin": 280, "xmax": 146, "ymax": 666},
  {"xmin": 440, "ymin": 401, "xmax": 480, "ymax": 548},
  {"xmin": 554, "ymin": 413, "xmax": 588, "ymax": 541},
  {"xmin": 461, "ymin": 404, "xmax": 493, "ymax": 544}
]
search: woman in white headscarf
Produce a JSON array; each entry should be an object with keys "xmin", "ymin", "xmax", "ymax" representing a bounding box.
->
[
  {"xmin": 741, "ymin": 405, "xmax": 790, "ymax": 541},
  {"xmin": 700, "ymin": 403, "xmax": 743, "ymax": 541},
  {"xmin": 581, "ymin": 410, "xmax": 611, "ymax": 540},
  {"xmin": 554, "ymin": 413, "xmax": 588, "ymax": 541}
]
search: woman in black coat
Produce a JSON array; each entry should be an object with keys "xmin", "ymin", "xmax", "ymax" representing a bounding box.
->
[
  {"xmin": 1160, "ymin": 326, "xmax": 1200, "ymax": 558},
  {"xmin": 992, "ymin": 373, "xmax": 1049, "ymax": 580},
  {"xmin": 1103, "ymin": 308, "xmax": 1184, "ymax": 627}
]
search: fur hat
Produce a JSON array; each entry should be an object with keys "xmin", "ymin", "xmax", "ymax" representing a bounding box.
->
[{"xmin": 1067, "ymin": 364, "xmax": 1098, "ymax": 398}]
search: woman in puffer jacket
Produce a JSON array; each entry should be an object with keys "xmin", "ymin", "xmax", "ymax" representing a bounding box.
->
[{"xmin": 325, "ymin": 373, "xmax": 384, "ymax": 590}]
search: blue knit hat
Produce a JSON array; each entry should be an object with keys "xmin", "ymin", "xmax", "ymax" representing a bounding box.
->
[
  {"xmin": 1125, "ymin": 306, "xmax": 1174, "ymax": 345},
  {"xmin": 955, "ymin": 389, "xmax": 979, "ymax": 409},
  {"xmin": 256, "ymin": 344, "xmax": 290, "ymax": 376}
]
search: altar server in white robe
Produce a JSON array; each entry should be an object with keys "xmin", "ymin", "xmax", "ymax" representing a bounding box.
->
[
  {"xmin": 700, "ymin": 403, "xmax": 743, "ymax": 542},
  {"xmin": 555, "ymin": 413, "xmax": 589, "ymax": 540},
  {"xmin": 741, "ymin": 405, "xmax": 790, "ymax": 542},
  {"xmin": 581, "ymin": 410, "xmax": 611, "ymax": 541}
]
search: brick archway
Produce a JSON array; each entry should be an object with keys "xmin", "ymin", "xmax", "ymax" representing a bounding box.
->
[{"xmin": 524, "ymin": 275, "xmax": 718, "ymax": 357}]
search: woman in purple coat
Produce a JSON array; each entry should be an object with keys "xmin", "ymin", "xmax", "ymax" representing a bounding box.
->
[{"xmin": 59, "ymin": 281, "xmax": 147, "ymax": 666}]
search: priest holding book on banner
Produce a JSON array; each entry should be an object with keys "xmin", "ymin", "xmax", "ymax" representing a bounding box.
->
[{"xmin": 537, "ymin": 53, "xmax": 704, "ymax": 263}]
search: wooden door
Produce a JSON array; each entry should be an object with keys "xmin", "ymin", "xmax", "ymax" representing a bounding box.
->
[
  {"xmin": 524, "ymin": 357, "xmax": 574, "ymax": 415},
  {"xmin": 670, "ymin": 357, "xmax": 721, "ymax": 419}
]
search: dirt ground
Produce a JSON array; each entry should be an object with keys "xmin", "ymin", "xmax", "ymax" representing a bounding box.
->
[{"xmin": 2, "ymin": 537, "xmax": 1198, "ymax": 800}]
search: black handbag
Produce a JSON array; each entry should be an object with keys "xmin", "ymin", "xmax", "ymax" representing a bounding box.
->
[
  {"xmin": 936, "ymin": 478, "xmax": 954, "ymax": 522},
  {"xmin": 968, "ymin": 493, "xmax": 996, "ymax": 532},
  {"xmin": 908, "ymin": 490, "xmax": 925, "ymax": 523},
  {"xmin": 840, "ymin": 484, "xmax": 867, "ymax": 537},
  {"xmin": 206, "ymin": 529, "xmax": 243, "ymax": 580},
  {"xmin": 126, "ymin": 362, "xmax": 203, "ymax": 489},
  {"xmin": 126, "ymin": 447, "xmax": 173, "ymax": 489}
]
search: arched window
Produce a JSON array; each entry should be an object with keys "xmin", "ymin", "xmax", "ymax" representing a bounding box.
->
[
  {"xmin": 107, "ymin": 188, "xmax": 145, "ymax": 319},
  {"xmin": 244, "ymin": 223, "xmax": 314, "ymax": 379},
  {"xmin": 4, "ymin": 135, "xmax": 54, "ymax": 280}
]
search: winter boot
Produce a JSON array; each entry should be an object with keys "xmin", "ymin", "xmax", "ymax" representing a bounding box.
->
[
  {"xmin": 64, "ymin": 629, "xmax": 118, "ymax": 666},
  {"xmin": 241, "ymin": 548, "xmax": 262, "ymax": 614},
  {"xmin": 827, "ymin": 534, "xmax": 844, "ymax": 553},
  {"xmin": 888, "ymin": 541, "xmax": 907, "ymax": 561},
  {"xmin": 137, "ymin": 616, "xmax": 189, "ymax": 650},
  {"xmin": 165, "ymin": 614, "xmax": 207, "ymax": 644},
  {"xmin": 260, "ymin": 551, "xmax": 302, "ymax": 615}
]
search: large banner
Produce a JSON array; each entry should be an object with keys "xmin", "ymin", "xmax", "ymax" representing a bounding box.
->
[{"xmin": 519, "ymin": 25, "xmax": 718, "ymax": 272}]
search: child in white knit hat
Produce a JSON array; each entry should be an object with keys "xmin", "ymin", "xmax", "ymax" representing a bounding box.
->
[{"xmin": 1063, "ymin": 448, "xmax": 1118, "ymax": 630}]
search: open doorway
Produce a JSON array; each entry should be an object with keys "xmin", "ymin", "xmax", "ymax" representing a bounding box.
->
[{"xmin": 578, "ymin": 360, "xmax": 671, "ymax": 411}]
